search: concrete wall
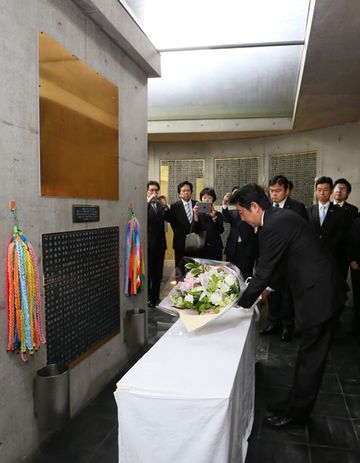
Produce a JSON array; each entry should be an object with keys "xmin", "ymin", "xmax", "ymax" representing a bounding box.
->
[
  {"xmin": 0, "ymin": 1, "xmax": 156, "ymax": 462},
  {"xmin": 149, "ymin": 120, "xmax": 360, "ymax": 207}
]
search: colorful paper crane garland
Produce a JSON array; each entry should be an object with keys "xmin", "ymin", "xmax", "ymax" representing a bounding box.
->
[
  {"xmin": 125, "ymin": 207, "xmax": 145, "ymax": 296},
  {"xmin": 7, "ymin": 202, "xmax": 46, "ymax": 362}
]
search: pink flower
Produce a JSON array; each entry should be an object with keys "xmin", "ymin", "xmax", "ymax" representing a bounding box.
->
[
  {"xmin": 177, "ymin": 280, "xmax": 193, "ymax": 291},
  {"xmin": 177, "ymin": 272, "xmax": 199, "ymax": 291}
]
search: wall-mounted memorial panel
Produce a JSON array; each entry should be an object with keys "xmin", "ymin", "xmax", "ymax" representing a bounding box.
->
[
  {"xmin": 39, "ymin": 32, "xmax": 119, "ymax": 200},
  {"xmin": 269, "ymin": 151, "xmax": 317, "ymax": 206},
  {"xmin": 214, "ymin": 156, "xmax": 259, "ymax": 200},
  {"xmin": 42, "ymin": 227, "xmax": 120, "ymax": 367}
]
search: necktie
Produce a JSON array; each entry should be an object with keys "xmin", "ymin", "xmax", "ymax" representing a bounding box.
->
[
  {"xmin": 152, "ymin": 202, "xmax": 157, "ymax": 211},
  {"xmin": 274, "ymin": 203, "xmax": 280, "ymax": 208},
  {"xmin": 185, "ymin": 202, "xmax": 192, "ymax": 223},
  {"xmin": 319, "ymin": 205, "xmax": 326, "ymax": 226}
]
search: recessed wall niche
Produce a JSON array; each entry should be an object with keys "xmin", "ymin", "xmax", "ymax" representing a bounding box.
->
[{"xmin": 39, "ymin": 32, "xmax": 119, "ymax": 200}]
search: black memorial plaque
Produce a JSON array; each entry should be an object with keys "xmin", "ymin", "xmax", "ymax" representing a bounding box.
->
[
  {"xmin": 42, "ymin": 227, "xmax": 120, "ymax": 366},
  {"xmin": 72, "ymin": 205, "xmax": 100, "ymax": 223}
]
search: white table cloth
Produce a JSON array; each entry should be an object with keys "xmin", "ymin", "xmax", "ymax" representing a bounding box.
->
[{"xmin": 114, "ymin": 306, "xmax": 256, "ymax": 463}]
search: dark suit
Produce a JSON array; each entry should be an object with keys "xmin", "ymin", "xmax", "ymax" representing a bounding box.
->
[
  {"xmin": 147, "ymin": 201, "xmax": 167, "ymax": 305},
  {"xmin": 335, "ymin": 201, "xmax": 359, "ymax": 226},
  {"xmin": 239, "ymin": 207, "xmax": 341, "ymax": 421},
  {"xmin": 167, "ymin": 199, "xmax": 197, "ymax": 273},
  {"xmin": 193, "ymin": 211, "xmax": 224, "ymax": 260},
  {"xmin": 307, "ymin": 202, "xmax": 346, "ymax": 264},
  {"xmin": 334, "ymin": 201, "xmax": 359, "ymax": 279},
  {"xmin": 283, "ymin": 197, "xmax": 307, "ymax": 219},
  {"xmin": 347, "ymin": 217, "xmax": 360, "ymax": 331},
  {"xmin": 268, "ymin": 197, "xmax": 307, "ymax": 330},
  {"xmin": 222, "ymin": 207, "xmax": 258, "ymax": 279}
]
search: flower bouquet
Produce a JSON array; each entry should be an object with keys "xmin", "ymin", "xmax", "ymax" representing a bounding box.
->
[{"xmin": 158, "ymin": 258, "xmax": 246, "ymax": 332}]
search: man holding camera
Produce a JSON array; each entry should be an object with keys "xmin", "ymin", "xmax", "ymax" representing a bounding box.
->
[{"xmin": 147, "ymin": 180, "xmax": 168, "ymax": 308}]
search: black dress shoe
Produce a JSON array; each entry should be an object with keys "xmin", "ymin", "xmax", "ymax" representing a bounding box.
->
[
  {"xmin": 148, "ymin": 302, "xmax": 156, "ymax": 308},
  {"xmin": 281, "ymin": 327, "xmax": 293, "ymax": 342},
  {"xmin": 259, "ymin": 323, "xmax": 281, "ymax": 336},
  {"xmin": 263, "ymin": 413, "xmax": 306, "ymax": 429}
]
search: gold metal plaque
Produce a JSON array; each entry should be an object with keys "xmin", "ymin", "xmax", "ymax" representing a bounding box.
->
[{"xmin": 39, "ymin": 32, "xmax": 119, "ymax": 200}]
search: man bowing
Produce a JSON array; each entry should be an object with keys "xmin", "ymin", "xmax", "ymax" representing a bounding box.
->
[{"xmin": 230, "ymin": 183, "xmax": 343, "ymax": 429}]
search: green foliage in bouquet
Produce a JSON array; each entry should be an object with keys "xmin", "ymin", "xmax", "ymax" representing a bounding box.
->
[{"xmin": 170, "ymin": 261, "xmax": 240, "ymax": 314}]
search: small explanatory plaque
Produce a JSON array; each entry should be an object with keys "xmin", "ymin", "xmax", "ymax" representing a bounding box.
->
[{"xmin": 72, "ymin": 205, "xmax": 100, "ymax": 223}]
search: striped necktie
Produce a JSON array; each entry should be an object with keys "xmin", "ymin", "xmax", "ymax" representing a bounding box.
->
[{"xmin": 185, "ymin": 202, "xmax": 192, "ymax": 223}]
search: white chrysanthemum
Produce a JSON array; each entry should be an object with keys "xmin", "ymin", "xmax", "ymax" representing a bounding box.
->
[
  {"xmin": 218, "ymin": 282, "xmax": 230, "ymax": 293},
  {"xmin": 184, "ymin": 293, "xmax": 194, "ymax": 303},
  {"xmin": 225, "ymin": 274, "xmax": 236, "ymax": 286},
  {"xmin": 209, "ymin": 292, "xmax": 222, "ymax": 305}
]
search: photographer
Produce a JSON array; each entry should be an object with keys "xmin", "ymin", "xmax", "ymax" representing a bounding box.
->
[
  {"xmin": 193, "ymin": 187, "xmax": 224, "ymax": 260},
  {"xmin": 147, "ymin": 180, "xmax": 168, "ymax": 308}
]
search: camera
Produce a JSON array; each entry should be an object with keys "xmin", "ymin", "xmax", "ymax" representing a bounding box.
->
[{"xmin": 197, "ymin": 202, "xmax": 211, "ymax": 214}]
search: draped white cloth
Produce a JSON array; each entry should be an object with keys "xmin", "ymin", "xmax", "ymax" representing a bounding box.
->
[{"xmin": 114, "ymin": 307, "xmax": 256, "ymax": 463}]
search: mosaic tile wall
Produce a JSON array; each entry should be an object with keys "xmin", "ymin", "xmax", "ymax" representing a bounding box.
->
[
  {"xmin": 160, "ymin": 159, "xmax": 204, "ymax": 204},
  {"xmin": 269, "ymin": 151, "xmax": 317, "ymax": 206},
  {"xmin": 214, "ymin": 157, "xmax": 259, "ymax": 200}
]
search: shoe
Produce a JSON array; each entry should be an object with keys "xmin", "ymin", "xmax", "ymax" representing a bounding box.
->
[
  {"xmin": 148, "ymin": 302, "xmax": 156, "ymax": 308},
  {"xmin": 263, "ymin": 413, "xmax": 307, "ymax": 429},
  {"xmin": 281, "ymin": 327, "xmax": 293, "ymax": 342},
  {"xmin": 259, "ymin": 324, "xmax": 281, "ymax": 336}
]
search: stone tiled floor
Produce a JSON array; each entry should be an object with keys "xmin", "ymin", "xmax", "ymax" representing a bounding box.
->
[
  {"xmin": 246, "ymin": 306, "xmax": 360, "ymax": 463},
  {"xmin": 31, "ymin": 306, "xmax": 360, "ymax": 462}
]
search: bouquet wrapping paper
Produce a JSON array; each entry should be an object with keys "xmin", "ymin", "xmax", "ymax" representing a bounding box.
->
[{"xmin": 159, "ymin": 258, "xmax": 247, "ymax": 332}]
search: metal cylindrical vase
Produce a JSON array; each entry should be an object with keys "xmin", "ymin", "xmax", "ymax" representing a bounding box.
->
[
  {"xmin": 125, "ymin": 309, "xmax": 146, "ymax": 348},
  {"xmin": 34, "ymin": 363, "xmax": 70, "ymax": 431}
]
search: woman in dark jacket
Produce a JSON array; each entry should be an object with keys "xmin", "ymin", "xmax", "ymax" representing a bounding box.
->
[{"xmin": 193, "ymin": 187, "xmax": 224, "ymax": 260}]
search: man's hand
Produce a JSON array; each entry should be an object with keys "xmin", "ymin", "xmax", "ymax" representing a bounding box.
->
[
  {"xmin": 147, "ymin": 193, "xmax": 157, "ymax": 203},
  {"xmin": 261, "ymin": 288, "xmax": 272, "ymax": 301},
  {"xmin": 223, "ymin": 192, "xmax": 231, "ymax": 205},
  {"xmin": 158, "ymin": 195, "xmax": 167, "ymax": 207},
  {"xmin": 350, "ymin": 260, "xmax": 360, "ymax": 271}
]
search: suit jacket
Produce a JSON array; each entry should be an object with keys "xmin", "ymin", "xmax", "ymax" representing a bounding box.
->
[
  {"xmin": 347, "ymin": 216, "xmax": 360, "ymax": 265},
  {"xmin": 283, "ymin": 197, "xmax": 307, "ymax": 219},
  {"xmin": 167, "ymin": 199, "xmax": 197, "ymax": 251},
  {"xmin": 193, "ymin": 211, "xmax": 224, "ymax": 257},
  {"xmin": 334, "ymin": 201, "xmax": 358, "ymax": 227},
  {"xmin": 307, "ymin": 203, "xmax": 346, "ymax": 261},
  {"xmin": 147, "ymin": 201, "xmax": 167, "ymax": 251},
  {"xmin": 238, "ymin": 207, "xmax": 340, "ymax": 329},
  {"xmin": 222, "ymin": 208, "xmax": 258, "ymax": 258}
]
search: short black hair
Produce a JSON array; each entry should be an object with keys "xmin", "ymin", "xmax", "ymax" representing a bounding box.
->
[
  {"xmin": 147, "ymin": 180, "xmax": 160, "ymax": 190},
  {"xmin": 315, "ymin": 176, "xmax": 333, "ymax": 189},
  {"xmin": 199, "ymin": 187, "xmax": 216, "ymax": 202},
  {"xmin": 231, "ymin": 186, "xmax": 240, "ymax": 193},
  {"xmin": 288, "ymin": 180, "xmax": 293, "ymax": 190},
  {"xmin": 269, "ymin": 175, "xmax": 289, "ymax": 190},
  {"xmin": 229, "ymin": 183, "xmax": 271, "ymax": 210},
  {"xmin": 334, "ymin": 178, "xmax": 352, "ymax": 193},
  {"xmin": 177, "ymin": 181, "xmax": 193, "ymax": 193}
]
